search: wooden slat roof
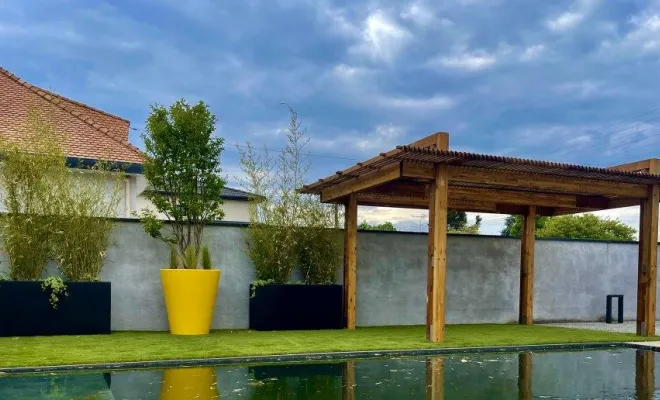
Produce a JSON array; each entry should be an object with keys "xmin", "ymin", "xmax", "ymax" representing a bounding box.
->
[{"xmin": 301, "ymin": 145, "xmax": 660, "ymax": 194}]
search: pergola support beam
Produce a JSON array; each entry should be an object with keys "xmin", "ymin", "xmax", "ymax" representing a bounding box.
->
[
  {"xmin": 344, "ymin": 194, "xmax": 358, "ymax": 330},
  {"xmin": 427, "ymin": 164, "xmax": 448, "ymax": 342},
  {"xmin": 519, "ymin": 205, "xmax": 536, "ymax": 325},
  {"xmin": 637, "ymin": 185, "xmax": 659, "ymax": 337}
]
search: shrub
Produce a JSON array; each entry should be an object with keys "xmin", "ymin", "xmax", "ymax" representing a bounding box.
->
[
  {"xmin": 169, "ymin": 247, "xmax": 178, "ymax": 269},
  {"xmin": 51, "ymin": 162, "xmax": 123, "ymax": 281},
  {"xmin": 183, "ymin": 245, "xmax": 199, "ymax": 269},
  {"xmin": 239, "ymin": 107, "xmax": 341, "ymax": 284},
  {"xmin": 201, "ymin": 246, "xmax": 212, "ymax": 270},
  {"xmin": 0, "ymin": 110, "xmax": 67, "ymax": 281}
]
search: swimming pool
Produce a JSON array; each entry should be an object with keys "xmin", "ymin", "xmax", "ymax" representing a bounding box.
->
[{"xmin": 0, "ymin": 348, "xmax": 656, "ymax": 399}]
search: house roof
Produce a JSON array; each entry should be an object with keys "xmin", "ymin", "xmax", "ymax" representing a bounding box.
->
[
  {"xmin": 220, "ymin": 187, "xmax": 254, "ymax": 201},
  {"xmin": 0, "ymin": 66, "xmax": 144, "ymax": 164}
]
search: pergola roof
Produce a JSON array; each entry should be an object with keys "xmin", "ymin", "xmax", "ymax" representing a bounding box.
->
[{"xmin": 300, "ymin": 133, "xmax": 660, "ymax": 216}]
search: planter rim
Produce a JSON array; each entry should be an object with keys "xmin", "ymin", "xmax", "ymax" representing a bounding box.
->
[{"xmin": 160, "ymin": 269, "xmax": 221, "ymax": 273}]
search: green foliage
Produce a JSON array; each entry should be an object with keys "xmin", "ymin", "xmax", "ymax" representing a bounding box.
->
[
  {"xmin": 358, "ymin": 221, "xmax": 396, "ymax": 231},
  {"xmin": 447, "ymin": 210, "xmax": 468, "ymax": 230},
  {"xmin": 298, "ymin": 198, "xmax": 342, "ymax": 284},
  {"xmin": 449, "ymin": 215, "xmax": 482, "ymax": 234},
  {"xmin": 0, "ymin": 110, "xmax": 120, "ymax": 282},
  {"xmin": 182, "ymin": 245, "xmax": 199, "ymax": 270},
  {"xmin": 42, "ymin": 276, "xmax": 67, "ymax": 309},
  {"xmin": 0, "ymin": 110, "xmax": 67, "ymax": 281},
  {"xmin": 240, "ymin": 107, "xmax": 341, "ymax": 284},
  {"xmin": 538, "ymin": 214, "xmax": 636, "ymax": 241},
  {"xmin": 169, "ymin": 247, "xmax": 178, "ymax": 269},
  {"xmin": 201, "ymin": 246, "xmax": 212, "ymax": 270},
  {"xmin": 52, "ymin": 161, "xmax": 123, "ymax": 282},
  {"xmin": 501, "ymin": 214, "xmax": 635, "ymax": 241},
  {"xmin": 250, "ymin": 279, "xmax": 276, "ymax": 298},
  {"xmin": 501, "ymin": 215, "xmax": 548, "ymax": 237},
  {"xmin": 139, "ymin": 99, "xmax": 226, "ymax": 268}
]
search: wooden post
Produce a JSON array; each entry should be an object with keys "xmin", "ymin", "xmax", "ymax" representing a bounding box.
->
[
  {"xmin": 342, "ymin": 361, "xmax": 356, "ymax": 400},
  {"xmin": 636, "ymin": 350, "xmax": 655, "ymax": 400},
  {"xmin": 518, "ymin": 352, "xmax": 532, "ymax": 400},
  {"xmin": 344, "ymin": 194, "xmax": 358, "ymax": 330},
  {"xmin": 427, "ymin": 164, "xmax": 449, "ymax": 342},
  {"xmin": 638, "ymin": 185, "xmax": 659, "ymax": 337},
  {"xmin": 519, "ymin": 206, "xmax": 536, "ymax": 325},
  {"xmin": 425, "ymin": 357, "xmax": 444, "ymax": 400},
  {"xmin": 638, "ymin": 199, "xmax": 649, "ymax": 335}
]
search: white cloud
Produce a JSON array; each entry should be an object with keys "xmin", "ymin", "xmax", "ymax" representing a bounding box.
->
[
  {"xmin": 309, "ymin": 124, "xmax": 407, "ymax": 154},
  {"xmin": 519, "ymin": 44, "xmax": 545, "ymax": 61},
  {"xmin": 400, "ymin": 2, "xmax": 451, "ymax": 27},
  {"xmin": 433, "ymin": 50, "xmax": 497, "ymax": 71},
  {"xmin": 350, "ymin": 10, "xmax": 412, "ymax": 62},
  {"xmin": 377, "ymin": 94, "xmax": 454, "ymax": 110},
  {"xmin": 546, "ymin": 0, "xmax": 600, "ymax": 32},
  {"xmin": 624, "ymin": 13, "xmax": 660, "ymax": 52}
]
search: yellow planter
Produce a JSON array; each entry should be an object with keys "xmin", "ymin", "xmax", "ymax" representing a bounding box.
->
[
  {"xmin": 161, "ymin": 269, "xmax": 221, "ymax": 335},
  {"xmin": 160, "ymin": 367, "xmax": 219, "ymax": 400}
]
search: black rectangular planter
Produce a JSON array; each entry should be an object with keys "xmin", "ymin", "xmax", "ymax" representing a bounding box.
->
[
  {"xmin": 249, "ymin": 284, "xmax": 343, "ymax": 331},
  {"xmin": 0, "ymin": 281, "xmax": 111, "ymax": 336}
]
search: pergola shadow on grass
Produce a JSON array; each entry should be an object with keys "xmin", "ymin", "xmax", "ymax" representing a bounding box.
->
[
  {"xmin": 0, "ymin": 325, "xmax": 655, "ymax": 369},
  {"xmin": 300, "ymin": 132, "xmax": 660, "ymax": 341}
]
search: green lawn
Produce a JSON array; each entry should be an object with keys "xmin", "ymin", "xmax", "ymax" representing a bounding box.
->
[{"xmin": 0, "ymin": 325, "xmax": 653, "ymax": 368}]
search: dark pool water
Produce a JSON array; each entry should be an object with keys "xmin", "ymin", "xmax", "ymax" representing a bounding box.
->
[{"xmin": 0, "ymin": 349, "xmax": 658, "ymax": 399}]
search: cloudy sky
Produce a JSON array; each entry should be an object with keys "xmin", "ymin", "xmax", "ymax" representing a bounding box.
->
[{"xmin": 2, "ymin": 0, "xmax": 660, "ymax": 234}]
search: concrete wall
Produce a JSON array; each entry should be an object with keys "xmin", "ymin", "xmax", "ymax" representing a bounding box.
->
[{"xmin": 0, "ymin": 220, "xmax": 651, "ymax": 330}]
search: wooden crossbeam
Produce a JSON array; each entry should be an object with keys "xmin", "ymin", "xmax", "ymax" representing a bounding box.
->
[
  {"xmin": 401, "ymin": 161, "xmax": 648, "ymax": 198},
  {"xmin": 360, "ymin": 180, "xmax": 610, "ymax": 210},
  {"xmin": 321, "ymin": 162, "xmax": 401, "ymax": 202}
]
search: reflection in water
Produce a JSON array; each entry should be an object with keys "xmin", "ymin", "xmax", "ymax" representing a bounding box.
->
[
  {"xmin": 160, "ymin": 367, "xmax": 219, "ymax": 400},
  {"xmin": 0, "ymin": 349, "xmax": 658, "ymax": 399},
  {"xmin": 636, "ymin": 350, "xmax": 656, "ymax": 400}
]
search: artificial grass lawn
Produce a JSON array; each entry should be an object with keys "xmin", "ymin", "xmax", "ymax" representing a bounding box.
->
[{"xmin": 0, "ymin": 324, "xmax": 654, "ymax": 368}]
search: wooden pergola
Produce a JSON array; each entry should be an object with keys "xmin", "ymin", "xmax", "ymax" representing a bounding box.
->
[{"xmin": 300, "ymin": 132, "xmax": 660, "ymax": 342}]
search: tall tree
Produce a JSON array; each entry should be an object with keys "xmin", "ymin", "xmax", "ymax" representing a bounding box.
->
[
  {"xmin": 138, "ymin": 99, "xmax": 226, "ymax": 264},
  {"xmin": 501, "ymin": 214, "xmax": 635, "ymax": 241}
]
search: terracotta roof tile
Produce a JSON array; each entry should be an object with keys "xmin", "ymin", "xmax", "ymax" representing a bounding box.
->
[{"xmin": 0, "ymin": 66, "xmax": 143, "ymax": 164}]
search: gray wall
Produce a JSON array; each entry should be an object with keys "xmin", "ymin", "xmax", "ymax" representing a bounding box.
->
[{"xmin": 0, "ymin": 220, "xmax": 651, "ymax": 330}]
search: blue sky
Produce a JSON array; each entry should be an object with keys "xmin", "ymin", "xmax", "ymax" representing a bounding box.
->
[{"xmin": 2, "ymin": 0, "xmax": 660, "ymax": 233}]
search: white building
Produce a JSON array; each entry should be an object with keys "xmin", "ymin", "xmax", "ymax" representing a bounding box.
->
[{"xmin": 0, "ymin": 66, "xmax": 251, "ymax": 222}]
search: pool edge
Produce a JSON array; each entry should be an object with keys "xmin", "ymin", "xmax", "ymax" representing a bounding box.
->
[{"xmin": 0, "ymin": 341, "xmax": 638, "ymax": 374}]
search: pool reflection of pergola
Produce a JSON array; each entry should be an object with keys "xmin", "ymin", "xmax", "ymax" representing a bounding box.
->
[{"xmin": 300, "ymin": 132, "xmax": 660, "ymax": 342}]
